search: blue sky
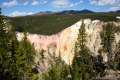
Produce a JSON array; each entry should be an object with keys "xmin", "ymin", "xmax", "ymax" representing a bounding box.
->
[{"xmin": 0, "ymin": 0, "xmax": 120, "ymax": 17}]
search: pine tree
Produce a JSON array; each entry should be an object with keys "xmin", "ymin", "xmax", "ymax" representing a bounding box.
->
[
  {"xmin": 0, "ymin": 8, "xmax": 37, "ymax": 80},
  {"xmin": 72, "ymin": 20, "xmax": 96, "ymax": 80},
  {"xmin": 0, "ymin": 8, "xmax": 19, "ymax": 80},
  {"xmin": 113, "ymin": 41, "xmax": 120, "ymax": 70},
  {"xmin": 15, "ymin": 32, "xmax": 37, "ymax": 80},
  {"xmin": 41, "ymin": 51, "xmax": 70, "ymax": 80},
  {"xmin": 100, "ymin": 23, "xmax": 115, "ymax": 69}
]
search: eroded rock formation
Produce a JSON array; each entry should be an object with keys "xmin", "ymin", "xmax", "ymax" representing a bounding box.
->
[{"xmin": 16, "ymin": 19, "xmax": 120, "ymax": 66}]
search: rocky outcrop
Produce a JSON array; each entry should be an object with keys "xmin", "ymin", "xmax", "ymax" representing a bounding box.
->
[{"xmin": 16, "ymin": 19, "xmax": 120, "ymax": 65}]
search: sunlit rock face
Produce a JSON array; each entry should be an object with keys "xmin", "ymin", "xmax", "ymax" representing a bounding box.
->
[
  {"xmin": 16, "ymin": 19, "xmax": 120, "ymax": 65},
  {"xmin": 58, "ymin": 19, "xmax": 104, "ymax": 64},
  {"xmin": 16, "ymin": 32, "xmax": 60, "ymax": 51}
]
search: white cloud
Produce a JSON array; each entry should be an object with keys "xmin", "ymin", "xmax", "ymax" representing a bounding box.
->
[
  {"xmin": 43, "ymin": 1, "xmax": 48, "ymax": 4},
  {"xmin": 52, "ymin": 0, "xmax": 83, "ymax": 8},
  {"xmin": 90, "ymin": 0, "xmax": 120, "ymax": 11},
  {"xmin": 27, "ymin": 12, "xmax": 34, "ymax": 15},
  {"xmin": 70, "ymin": 0, "xmax": 83, "ymax": 7},
  {"xmin": 23, "ymin": 1, "xmax": 29, "ymax": 5},
  {"xmin": 9, "ymin": 11, "xmax": 34, "ymax": 17},
  {"xmin": 1, "ymin": 0, "xmax": 48, "ymax": 8},
  {"xmin": 90, "ymin": 0, "xmax": 116, "ymax": 6},
  {"xmin": 31, "ymin": 0, "xmax": 39, "ymax": 6},
  {"xmin": 52, "ymin": 0, "xmax": 69, "ymax": 8},
  {"xmin": 110, "ymin": 6, "xmax": 120, "ymax": 11},
  {"xmin": 39, "ymin": 0, "xmax": 48, "ymax": 5},
  {"xmin": 90, "ymin": 0, "xmax": 120, "ymax": 6},
  {"xmin": 2, "ymin": 0, "xmax": 18, "ymax": 8},
  {"xmin": 110, "ymin": 2, "xmax": 120, "ymax": 11}
]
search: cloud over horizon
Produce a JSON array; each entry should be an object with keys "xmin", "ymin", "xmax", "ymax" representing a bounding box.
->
[
  {"xmin": 9, "ymin": 11, "xmax": 34, "ymax": 17},
  {"xmin": 51, "ymin": 0, "xmax": 83, "ymax": 8},
  {"xmin": 89, "ymin": 0, "xmax": 120, "ymax": 10}
]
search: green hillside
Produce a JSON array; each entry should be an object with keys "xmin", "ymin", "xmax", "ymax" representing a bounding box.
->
[{"xmin": 10, "ymin": 13, "xmax": 120, "ymax": 35}]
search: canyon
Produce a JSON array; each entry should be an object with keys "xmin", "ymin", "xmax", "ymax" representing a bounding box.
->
[{"xmin": 16, "ymin": 19, "xmax": 120, "ymax": 69}]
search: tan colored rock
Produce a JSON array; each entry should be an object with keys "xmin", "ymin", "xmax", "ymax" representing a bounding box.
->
[{"xmin": 16, "ymin": 19, "xmax": 120, "ymax": 65}]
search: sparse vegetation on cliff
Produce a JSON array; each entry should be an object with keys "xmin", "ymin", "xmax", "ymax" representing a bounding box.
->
[{"xmin": 72, "ymin": 20, "xmax": 97, "ymax": 80}]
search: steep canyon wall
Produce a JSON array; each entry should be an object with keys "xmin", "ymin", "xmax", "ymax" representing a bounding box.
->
[{"xmin": 16, "ymin": 19, "xmax": 120, "ymax": 66}]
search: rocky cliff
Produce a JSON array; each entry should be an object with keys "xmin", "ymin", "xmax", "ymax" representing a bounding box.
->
[{"xmin": 16, "ymin": 19, "xmax": 120, "ymax": 66}]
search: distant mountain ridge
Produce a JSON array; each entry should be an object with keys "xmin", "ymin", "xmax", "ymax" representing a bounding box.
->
[
  {"xmin": 34, "ymin": 11, "xmax": 54, "ymax": 15},
  {"xmin": 109, "ymin": 10, "xmax": 120, "ymax": 13},
  {"xmin": 35, "ymin": 9, "xmax": 94, "ymax": 15},
  {"xmin": 34, "ymin": 9, "xmax": 120, "ymax": 15},
  {"xmin": 55, "ymin": 9, "xmax": 94, "ymax": 15}
]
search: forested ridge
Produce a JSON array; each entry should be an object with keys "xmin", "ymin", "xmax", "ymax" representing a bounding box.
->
[{"xmin": 10, "ymin": 12, "xmax": 120, "ymax": 35}]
